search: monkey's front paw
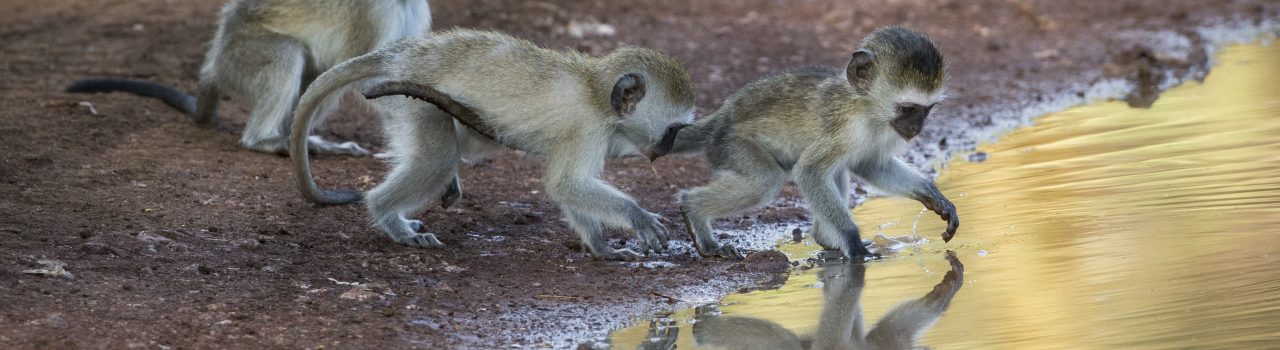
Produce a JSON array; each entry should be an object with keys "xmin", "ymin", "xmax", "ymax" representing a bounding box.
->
[
  {"xmin": 637, "ymin": 317, "xmax": 679, "ymax": 350},
  {"xmin": 919, "ymin": 192, "xmax": 960, "ymax": 242},
  {"xmin": 397, "ymin": 233, "xmax": 444, "ymax": 248},
  {"xmin": 634, "ymin": 215, "xmax": 670, "ymax": 253},
  {"xmin": 598, "ymin": 248, "xmax": 644, "ymax": 261},
  {"xmin": 846, "ymin": 244, "xmax": 879, "ymax": 260}
]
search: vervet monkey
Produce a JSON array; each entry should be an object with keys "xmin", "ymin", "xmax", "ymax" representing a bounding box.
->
[
  {"xmin": 67, "ymin": 0, "xmax": 432, "ymax": 156},
  {"xmin": 690, "ymin": 251, "xmax": 965, "ymax": 349},
  {"xmin": 290, "ymin": 30, "xmax": 697, "ymax": 260},
  {"xmin": 657, "ymin": 27, "xmax": 959, "ymax": 259}
]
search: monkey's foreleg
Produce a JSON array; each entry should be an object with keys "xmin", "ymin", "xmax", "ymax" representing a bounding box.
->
[
  {"xmin": 853, "ymin": 158, "xmax": 959, "ymax": 242},
  {"xmin": 864, "ymin": 251, "xmax": 964, "ymax": 348},
  {"xmin": 545, "ymin": 153, "xmax": 670, "ymax": 256},
  {"xmin": 813, "ymin": 261, "xmax": 868, "ymax": 350},
  {"xmin": 913, "ymin": 183, "xmax": 959, "ymax": 242},
  {"xmin": 797, "ymin": 163, "xmax": 874, "ymax": 259},
  {"xmin": 635, "ymin": 317, "xmax": 680, "ymax": 350},
  {"xmin": 811, "ymin": 169, "xmax": 857, "ymax": 252}
]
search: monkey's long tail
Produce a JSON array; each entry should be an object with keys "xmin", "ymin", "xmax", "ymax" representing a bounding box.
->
[
  {"xmin": 664, "ymin": 110, "xmax": 724, "ymax": 155},
  {"xmin": 66, "ymin": 79, "xmax": 198, "ymax": 115},
  {"xmin": 290, "ymin": 52, "xmax": 389, "ymax": 205}
]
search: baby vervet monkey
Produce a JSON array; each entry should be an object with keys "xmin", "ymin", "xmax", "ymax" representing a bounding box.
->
[
  {"xmin": 656, "ymin": 27, "xmax": 960, "ymax": 259},
  {"xmin": 67, "ymin": 0, "xmax": 432, "ymax": 156},
  {"xmin": 290, "ymin": 29, "xmax": 698, "ymax": 260}
]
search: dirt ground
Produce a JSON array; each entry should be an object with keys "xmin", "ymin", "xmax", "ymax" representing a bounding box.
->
[{"xmin": 1, "ymin": 0, "xmax": 1275, "ymax": 348}]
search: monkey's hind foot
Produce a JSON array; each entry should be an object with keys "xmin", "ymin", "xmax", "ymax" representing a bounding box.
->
[
  {"xmin": 407, "ymin": 220, "xmax": 425, "ymax": 232},
  {"xmin": 392, "ymin": 232, "xmax": 445, "ymax": 249},
  {"xmin": 385, "ymin": 220, "xmax": 444, "ymax": 248},
  {"xmin": 696, "ymin": 242, "xmax": 745, "ymax": 260},
  {"xmin": 306, "ymin": 135, "xmax": 371, "ymax": 156}
]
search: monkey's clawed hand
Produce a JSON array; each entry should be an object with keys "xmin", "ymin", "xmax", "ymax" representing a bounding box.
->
[
  {"xmin": 633, "ymin": 211, "xmax": 671, "ymax": 253},
  {"xmin": 916, "ymin": 186, "xmax": 960, "ymax": 242}
]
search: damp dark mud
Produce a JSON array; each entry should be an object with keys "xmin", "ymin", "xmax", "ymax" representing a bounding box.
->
[{"xmin": 611, "ymin": 43, "xmax": 1280, "ymax": 349}]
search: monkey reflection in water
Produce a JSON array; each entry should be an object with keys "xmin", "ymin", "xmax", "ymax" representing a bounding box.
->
[{"xmin": 637, "ymin": 252, "xmax": 964, "ymax": 350}]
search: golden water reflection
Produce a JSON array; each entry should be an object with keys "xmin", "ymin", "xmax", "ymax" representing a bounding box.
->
[{"xmin": 610, "ymin": 44, "xmax": 1280, "ymax": 349}]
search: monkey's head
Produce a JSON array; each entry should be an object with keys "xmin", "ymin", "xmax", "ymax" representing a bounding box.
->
[
  {"xmin": 600, "ymin": 48, "xmax": 697, "ymax": 160},
  {"xmin": 846, "ymin": 27, "xmax": 947, "ymax": 141}
]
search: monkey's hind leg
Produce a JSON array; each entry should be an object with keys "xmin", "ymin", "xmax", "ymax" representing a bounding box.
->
[
  {"xmin": 677, "ymin": 143, "xmax": 785, "ymax": 260},
  {"xmin": 440, "ymin": 175, "xmax": 462, "ymax": 209},
  {"xmin": 222, "ymin": 33, "xmax": 366, "ymax": 156},
  {"xmin": 192, "ymin": 78, "xmax": 221, "ymax": 125},
  {"xmin": 563, "ymin": 208, "xmax": 643, "ymax": 261},
  {"xmin": 364, "ymin": 101, "xmax": 460, "ymax": 248}
]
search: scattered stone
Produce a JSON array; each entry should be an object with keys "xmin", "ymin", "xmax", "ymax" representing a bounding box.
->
[
  {"xmin": 741, "ymin": 250, "xmax": 790, "ymax": 273},
  {"xmin": 791, "ymin": 228, "xmax": 804, "ymax": 242},
  {"xmin": 196, "ymin": 265, "xmax": 214, "ymax": 275},
  {"xmin": 967, "ymin": 152, "xmax": 989, "ymax": 163},
  {"xmin": 80, "ymin": 242, "xmax": 128, "ymax": 257},
  {"xmin": 328, "ymin": 278, "xmax": 360, "ymax": 286},
  {"xmin": 28, "ymin": 313, "xmax": 68, "ymax": 329},
  {"xmin": 513, "ymin": 213, "xmax": 543, "ymax": 225},
  {"xmin": 23, "ymin": 260, "xmax": 75, "ymax": 280},
  {"xmin": 340, "ymin": 283, "xmax": 393, "ymax": 301},
  {"xmin": 136, "ymin": 231, "xmax": 172, "ymax": 244}
]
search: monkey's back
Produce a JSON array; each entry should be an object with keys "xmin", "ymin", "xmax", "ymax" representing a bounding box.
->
[
  {"xmin": 212, "ymin": 0, "xmax": 429, "ymax": 71},
  {"xmin": 389, "ymin": 29, "xmax": 602, "ymax": 152},
  {"xmin": 707, "ymin": 66, "xmax": 868, "ymax": 155}
]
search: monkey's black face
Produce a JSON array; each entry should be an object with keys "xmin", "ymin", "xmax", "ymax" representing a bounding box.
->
[{"xmin": 891, "ymin": 103, "xmax": 935, "ymax": 140}]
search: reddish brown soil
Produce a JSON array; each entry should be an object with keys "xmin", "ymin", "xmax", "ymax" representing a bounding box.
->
[{"xmin": 1, "ymin": 0, "xmax": 1275, "ymax": 348}]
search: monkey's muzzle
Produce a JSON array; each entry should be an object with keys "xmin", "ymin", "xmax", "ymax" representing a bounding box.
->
[
  {"xmin": 892, "ymin": 111, "xmax": 932, "ymax": 140},
  {"xmin": 647, "ymin": 122, "xmax": 691, "ymax": 161}
]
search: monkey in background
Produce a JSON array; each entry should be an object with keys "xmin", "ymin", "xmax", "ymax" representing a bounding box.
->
[
  {"xmin": 290, "ymin": 29, "xmax": 697, "ymax": 260},
  {"xmin": 655, "ymin": 27, "xmax": 960, "ymax": 260},
  {"xmin": 67, "ymin": 0, "xmax": 432, "ymax": 156},
  {"xmin": 688, "ymin": 251, "xmax": 965, "ymax": 350}
]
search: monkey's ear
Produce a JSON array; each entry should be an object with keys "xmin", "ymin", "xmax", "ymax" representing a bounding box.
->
[
  {"xmin": 846, "ymin": 49, "xmax": 876, "ymax": 94},
  {"xmin": 610, "ymin": 73, "xmax": 647, "ymax": 118}
]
